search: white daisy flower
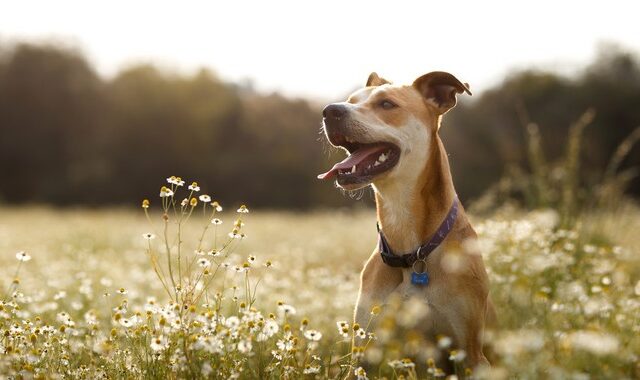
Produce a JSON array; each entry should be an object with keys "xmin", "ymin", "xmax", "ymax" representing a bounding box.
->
[
  {"xmin": 437, "ymin": 335, "xmax": 452, "ymax": 349},
  {"xmin": 278, "ymin": 304, "xmax": 296, "ymax": 316},
  {"xmin": 336, "ymin": 321, "xmax": 350, "ymax": 338},
  {"xmin": 119, "ymin": 318, "xmax": 135, "ymax": 328},
  {"xmin": 166, "ymin": 176, "xmax": 185, "ymax": 186},
  {"xmin": 303, "ymin": 365, "xmax": 321, "ymax": 374},
  {"xmin": 304, "ymin": 330, "xmax": 322, "ymax": 341},
  {"xmin": 159, "ymin": 187, "xmax": 174, "ymax": 198},
  {"xmin": 150, "ymin": 335, "xmax": 168, "ymax": 351},
  {"xmin": 237, "ymin": 340, "xmax": 252, "ymax": 353},
  {"xmin": 198, "ymin": 258, "xmax": 211, "ymax": 268},
  {"xmin": 354, "ymin": 367, "xmax": 369, "ymax": 380},
  {"xmin": 449, "ymin": 349, "xmax": 466, "ymax": 362},
  {"xmin": 15, "ymin": 251, "xmax": 31, "ymax": 262}
]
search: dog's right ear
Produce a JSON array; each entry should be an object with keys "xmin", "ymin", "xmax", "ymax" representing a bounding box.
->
[
  {"xmin": 413, "ymin": 71, "xmax": 471, "ymax": 115},
  {"xmin": 366, "ymin": 72, "xmax": 390, "ymax": 87}
]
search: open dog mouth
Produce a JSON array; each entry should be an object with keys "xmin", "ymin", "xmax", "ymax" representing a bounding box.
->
[{"xmin": 317, "ymin": 139, "xmax": 400, "ymax": 185}]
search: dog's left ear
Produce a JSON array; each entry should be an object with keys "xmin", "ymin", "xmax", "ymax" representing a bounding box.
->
[
  {"xmin": 366, "ymin": 72, "xmax": 391, "ymax": 87},
  {"xmin": 413, "ymin": 71, "xmax": 472, "ymax": 114}
]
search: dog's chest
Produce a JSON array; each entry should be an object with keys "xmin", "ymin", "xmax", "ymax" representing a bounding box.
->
[
  {"xmin": 397, "ymin": 268, "xmax": 439, "ymax": 299},
  {"xmin": 395, "ymin": 251, "xmax": 448, "ymax": 300}
]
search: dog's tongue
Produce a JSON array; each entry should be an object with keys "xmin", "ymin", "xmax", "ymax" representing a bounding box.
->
[{"xmin": 317, "ymin": 145, "xmax": 386, "ymax": 180}]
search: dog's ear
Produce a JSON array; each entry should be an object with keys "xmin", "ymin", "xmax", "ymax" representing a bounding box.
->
[
  {"xmin": 366, "ymin": 72, "xmax": 390, "ymax": 87},
  {"xmin": 413, "ymin": 71, "xmax": 472, "ymax": 114}
]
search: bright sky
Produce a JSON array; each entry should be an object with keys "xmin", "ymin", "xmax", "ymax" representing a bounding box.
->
[{"xmin": 1, "ymin": 0, "xmax": 639, "ymax": 100}]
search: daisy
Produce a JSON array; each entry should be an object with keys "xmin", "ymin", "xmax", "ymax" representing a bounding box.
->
[
  {"xmin": 449, "ymin": 349, "xmax": 466, "ymax": 362},
  {"xmin": 208, "ymin": 250, "xmax": 221, "ymax": 257},
  {"xmin": 278, "ymin": 304, "xmax": 296, "ymax": 315},
  {"xmin": 150, "ymin": 335, "xmax": 168, "ymax": 352},
  {"xmin": 264, "ymin": 320, "xmax": 279, "ymax": 337},
  {"xmin": 303, "ymin": 365, "xmax": 320, "ymax": 374},
  {"xmin": 198, "ymin": 258, "xmax": 211, "ymax": 268},
  {"xmin": 304, "ymin": 330, "xmax": 322, "ymax": 341},
  {"xmin": 354, "ymin": 367, "xmax": 369, "ymax": 380},
  {"xmin": 159, "ymin": 187, "xmax": 174, "ymax": 198},
  {"xmin": 336, "ymin": 321, "xmax": 350, "ymax": 338},
  {"xmin": 15, "ymin": 251, "xmax": 31, "ymax": 262},
  {"xmin": 166, "ymin": 176, "xmax": 185, "ymax": 186},
  {"xmin": 437, "ymin": 335, "xmax": 452, "ymax": 349},
  {"xmin": 237, "ymin": 340, "xmax": 252, "ymax": 353},
  {"xmin": 199, "ymin": 194, "xmax": 212, "ymax": 203}
]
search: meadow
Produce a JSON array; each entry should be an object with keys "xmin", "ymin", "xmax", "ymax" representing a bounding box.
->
[{"xmin": 1, "ymin": 179, "xmax": 639, "ymax": 379}]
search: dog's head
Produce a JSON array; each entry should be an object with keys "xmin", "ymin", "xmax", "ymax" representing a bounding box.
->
[{"xmin": 318, "ymin": 71, "xmax": 471, "ymax": 191}]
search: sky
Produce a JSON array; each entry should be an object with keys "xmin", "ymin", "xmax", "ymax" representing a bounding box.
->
[{"xmin": 1, "ymin": 0, "xmax": 639, "ymax": 100}]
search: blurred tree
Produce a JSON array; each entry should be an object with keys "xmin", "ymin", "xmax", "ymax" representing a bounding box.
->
[
  {"xmin": 104, "ymin": 66, "xmax": 243, "ymax": 203},
  {"xmin": 0, "ymin": 42, "xmax": 637, "ymax": 208},
  {"xmin": 444, "ymin": 43, "xmax": 640, "ymax": 201},
  {"xmin": 0, "ymin": 43, "xmax": 106, "ymax": 204}
]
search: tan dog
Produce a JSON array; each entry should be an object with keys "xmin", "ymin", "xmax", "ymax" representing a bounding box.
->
[{"xmin": 318, "ymin": 72, "xmax": 496, "ymax": 369}]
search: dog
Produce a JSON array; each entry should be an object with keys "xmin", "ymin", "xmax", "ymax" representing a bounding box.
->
[{"xmin": 318, "ymin": 71, "xmax": 496, "ymax": 370}]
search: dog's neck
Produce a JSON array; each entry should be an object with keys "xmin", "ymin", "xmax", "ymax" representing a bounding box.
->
[{"xmin": 374, "ymin": 134, "xmax": 459, "ymax": 254}]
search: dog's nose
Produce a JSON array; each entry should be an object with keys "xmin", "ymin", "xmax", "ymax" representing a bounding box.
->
[{"xmin": 322, "ymin": 104, "xmax": 348, "ymax": 120}]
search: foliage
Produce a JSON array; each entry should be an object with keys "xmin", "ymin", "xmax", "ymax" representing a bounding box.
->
[
  {"xmin": 471, "ymin": 108, "xmax": 640, "ymax": 227},
  {"xmin": 1, "ymin": 42, "xmax": 639, "ymax": 208},
  {"xmin": 444, "ymin": 44, "xmax": 640, "ymax": 202},
  {"xmin": 0, "ymin": 42, "xmax": 347, "ymax": 209}
]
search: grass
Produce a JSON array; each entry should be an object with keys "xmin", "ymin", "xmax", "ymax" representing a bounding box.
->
[{"xmin": 0, "ymin": 187, "xmax": 639, "ymax": 378}]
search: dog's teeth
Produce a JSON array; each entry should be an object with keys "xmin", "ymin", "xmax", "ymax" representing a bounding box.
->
[
  {"xmin": 350, "ymin": 165, "xmax": 356, "ymax": 174},
  {"xmin": 378, "ymin": 153, "xmax": 387, "ymax": 162},
  {"xmin": 374, "ymin": 160, "xmax": 381, "ymax": 166}
]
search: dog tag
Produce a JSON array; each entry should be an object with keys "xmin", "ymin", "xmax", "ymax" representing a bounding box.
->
[
  {"xmin": 411, "ymin": 271, "xmax": 429, "ymax": 285},
  {"xmin": 411, "ymin": 260, "xmax": 429, "ymax": 286}
]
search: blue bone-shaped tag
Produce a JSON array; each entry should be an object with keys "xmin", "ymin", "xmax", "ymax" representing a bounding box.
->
[{"xmin": 411, "ymin": 271, "xmax": 429, "ymax": 285}]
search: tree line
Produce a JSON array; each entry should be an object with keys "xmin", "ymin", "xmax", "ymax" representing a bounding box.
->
[{"xmin": 0, "ymin": 42, "xmax": 638, "ymax": 208}]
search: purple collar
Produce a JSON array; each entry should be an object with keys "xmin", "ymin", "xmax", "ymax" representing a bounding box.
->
[{"xmin": 378, "ymin": 196, "xmax": 459, "ymax": 268}]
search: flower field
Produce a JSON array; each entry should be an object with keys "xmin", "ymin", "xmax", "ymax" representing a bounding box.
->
[{"xmin": 0, "ymin": 181, "xmax": 639, "ymax": 379}]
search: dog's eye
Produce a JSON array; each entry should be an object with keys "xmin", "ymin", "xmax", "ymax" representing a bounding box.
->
[{"xmin": 380, "ymin": 100, "xmax": 398, "ymax": 110}]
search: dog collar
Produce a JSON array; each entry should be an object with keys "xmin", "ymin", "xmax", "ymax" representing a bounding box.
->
[{"xmin": 377, "ymin": 196, "xmax": 459, "ymax": 268}]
